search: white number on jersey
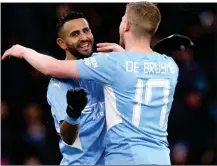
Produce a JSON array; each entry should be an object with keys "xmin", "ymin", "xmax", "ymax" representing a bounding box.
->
[{"xmin": 132, "ymin": 79, "xmax": 170, "ymax": 128}]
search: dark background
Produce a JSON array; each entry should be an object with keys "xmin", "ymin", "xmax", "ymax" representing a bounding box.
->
[{"xmin": 1, "ymin": 3, "xmax": 217, "ymax": 165}]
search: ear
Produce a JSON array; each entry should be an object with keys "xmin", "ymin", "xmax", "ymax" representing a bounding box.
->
[
  {"xmin": 124, "ymin": 20, "xmax": 130, "ymax": 32},
  {"xmin": 56, "ymin": 38, "xmax": 67, "ymax": 50}
]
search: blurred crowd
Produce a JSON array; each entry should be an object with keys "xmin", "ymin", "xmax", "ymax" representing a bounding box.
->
[{"xmin": 1, "ymin": 3, "xmax": 217, "ymax": 165}]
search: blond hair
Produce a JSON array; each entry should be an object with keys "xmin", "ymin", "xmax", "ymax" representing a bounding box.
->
[{"xmin": 126, "ymin": 1, "xmax": 161, "ymax": 38}]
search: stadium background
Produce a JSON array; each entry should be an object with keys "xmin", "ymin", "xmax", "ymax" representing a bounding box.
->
[{"xmin": 1, "ymin": 3, "xmax": 217, "ymax": 165}]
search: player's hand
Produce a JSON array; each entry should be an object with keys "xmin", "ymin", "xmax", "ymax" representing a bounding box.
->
[
  {"xmin": 96, "ymin": 43, "xmax": 125, "ymax": 52},
  {"xmin": 2, "ymin": 44, "xmax": 28, "ymax": 60},
  {"xmin": 66, "ymin": 89, "xmax": 88, "ymax": 119}
]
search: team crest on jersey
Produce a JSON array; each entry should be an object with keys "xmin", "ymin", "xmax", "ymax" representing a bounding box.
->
[
  {"xmin": 81, "ymin": 101, "xmax": 105, "ymax": 122},
  {"xmin": 82, "ymin": 101, "xmax": 104, "ymax": 114}
]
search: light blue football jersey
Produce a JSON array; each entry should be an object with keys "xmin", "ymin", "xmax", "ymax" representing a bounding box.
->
[
  {"xmin": 47, "ymin": 78, "xmax": 106, "ymax": 165},
  {"xmin": 75, "ymin": 52, "xmax": 179, "ymax": 165}
]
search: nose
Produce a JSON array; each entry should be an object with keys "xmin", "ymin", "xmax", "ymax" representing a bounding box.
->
[{"xmin": 80, "ymin": 32, "xmax": 89, "ymax": 41}]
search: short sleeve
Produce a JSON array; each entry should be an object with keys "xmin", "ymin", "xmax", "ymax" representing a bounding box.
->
[{"xmin": 75, "ymin": 53, "xmax": 118, "ymax": 84}]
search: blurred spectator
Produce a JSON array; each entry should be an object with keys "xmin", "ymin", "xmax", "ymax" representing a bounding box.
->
[
  {"xmin": 23, "ymin": 155, "xmax": 42, "ymax": 165},
  {"xmin": 185, "ymin": 91, "xmax": 202, "ymax": 110},
  {"xmin": 201, "ymin": 148, "xmax": 215, "ymax": 165},
  {"xmin": 23, "ymin": 103, "xmax": 46, "ymax": 143},
  {"xmin": 56, "ymin": 4, "xmax": 73, "ymax": 18},
  {"xmin": 21, "ymin": 103, "xmax": 58, "ymax": 164},
  {"xmin": 1, "ymin": 101, "xmax": 13, "ymax": 164},
  {"xmin": 171, "ymin": 141, "xmax": 189, "ymax": 165},
  {"xmin": 199, "ymin": 11, "xmax": 215, "ymax": 28}
]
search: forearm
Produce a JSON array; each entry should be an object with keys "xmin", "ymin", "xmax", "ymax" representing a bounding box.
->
[
  {"xmin": 60, "ymin": 120, "xmax": 79, "ymax": 145},
  {"xmin": 23, "ymin": 48, "xmax": 80, "ymax": 78}
]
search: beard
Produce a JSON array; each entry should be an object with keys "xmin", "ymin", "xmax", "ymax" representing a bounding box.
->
[
  {"xmin": 66, "ymin": 39, "xmax": 94, "ymax": 59},
  {"xmin": 68, "ymin": 46, "xmax": 93, "ymax": 59}
]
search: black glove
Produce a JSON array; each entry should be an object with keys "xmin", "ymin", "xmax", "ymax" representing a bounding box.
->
[
  {"xmin": 66, "ymin": 89, "xmax": 88, "ymax": 119},
  {"xmin": 153, "ymin": 34, "xmax": 194, "ymax": 55}
]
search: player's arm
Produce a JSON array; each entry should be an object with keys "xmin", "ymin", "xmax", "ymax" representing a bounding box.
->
[
  {"xmin": 47, "ymin": 83, "xmax": 81, "ymax": 145},
  {"xmin": 2, "ymin": 45, "xmax": 118, "ymax": 83},
  {"xmin": 60, "ymin": 89, "xmax": 87, "ymax": 145},
  {"xmin": 60, "ymin": 121, "xmax": 79, "ymax": 145},
  {"xmin": 74, "ymin": 52, "xmax": 118, "ymax": 84},
  {"xmin": 2, "ymin": 45, "xmax": 80, "ymax": 79}
]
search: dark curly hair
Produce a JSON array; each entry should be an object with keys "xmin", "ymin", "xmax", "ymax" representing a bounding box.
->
[{"xmin": 56, "ymin": 11, "xmax": 87, "ymax": 33}]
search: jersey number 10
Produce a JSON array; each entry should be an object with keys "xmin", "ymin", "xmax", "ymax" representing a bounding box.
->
[{"xmin": 132, "ymin": 79, "xmax": 170, "ymax": 128}]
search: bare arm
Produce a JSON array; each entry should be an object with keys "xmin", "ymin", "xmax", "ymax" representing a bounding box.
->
[
  {"xmin": 2, "ymin": 45, "xmax": 80, "ymax": 79},
  {"xmin": 60, "ymin": 121, "xmax": 79, "ymax": 145},
  {"xmin": 23, "ymin": 49, "xmax": 80, "ymax": 78}
]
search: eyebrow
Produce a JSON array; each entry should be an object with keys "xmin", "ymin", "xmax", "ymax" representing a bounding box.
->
[
  {"xmin": 70, "ymin": 27, "xmax": 89, "ymax": 34},
  {"xmin": 70, "ymin": 30, "xmax": 80, "ymax": 36}
]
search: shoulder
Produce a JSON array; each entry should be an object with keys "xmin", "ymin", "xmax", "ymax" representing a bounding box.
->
[
  {"xmin": 80, "ymin": 52, "xmax": 121, "ymax": 69},
  {"xmin": 154, "ymin": 52, "xmax": 179, "ymax": 75},
  {"xmin": 161, "ymin": 54, "xmax": 179, "ymax": 78},
  {"xmin": 166, "ymin": 55, "xmax": 179, "ymax": 73},
  {"xmin": 47, "ymin": 78, "xmax": 75, "ymax": 95},
  {"xmin": 94, "ymin": 52, "xmax": 125, "ymax": 63},
  {"xmin": 157, "ymin": 53, "xmax": 178, "ymax": 68},
  {"xmin": 48, "ymin": 78, "xmax": 62, "ymax": 91},
  {"xmin": 92, "ymin": 52, "xmax": 124, "ymax": 58}
]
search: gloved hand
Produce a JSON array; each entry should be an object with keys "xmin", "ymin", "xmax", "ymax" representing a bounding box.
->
[
  {"xmin": 152, "ymin": 34, "xmax": 194, "ymax": 55},
  {"xmin": 66, "ymin": 89, "xmax": 88, "ymax": 120}
]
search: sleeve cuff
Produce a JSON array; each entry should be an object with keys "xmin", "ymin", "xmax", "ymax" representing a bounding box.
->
[{"xmin": 65, "ymin": 114, "xmax": 81, "ymax": 125}]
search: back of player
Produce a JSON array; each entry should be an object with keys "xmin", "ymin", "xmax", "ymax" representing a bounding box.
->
[{"xmin": 103, "ymin": 52, "xmax": 179, "ymax": 165}]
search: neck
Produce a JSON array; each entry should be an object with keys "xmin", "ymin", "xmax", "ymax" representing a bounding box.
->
[
  {"xmin": 65, "ymin": 51, "xmax": 77, "ymax": 60},
  {"xmin": 124, "ymin": 35, "xmax": 153, "ymax": 54}
]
